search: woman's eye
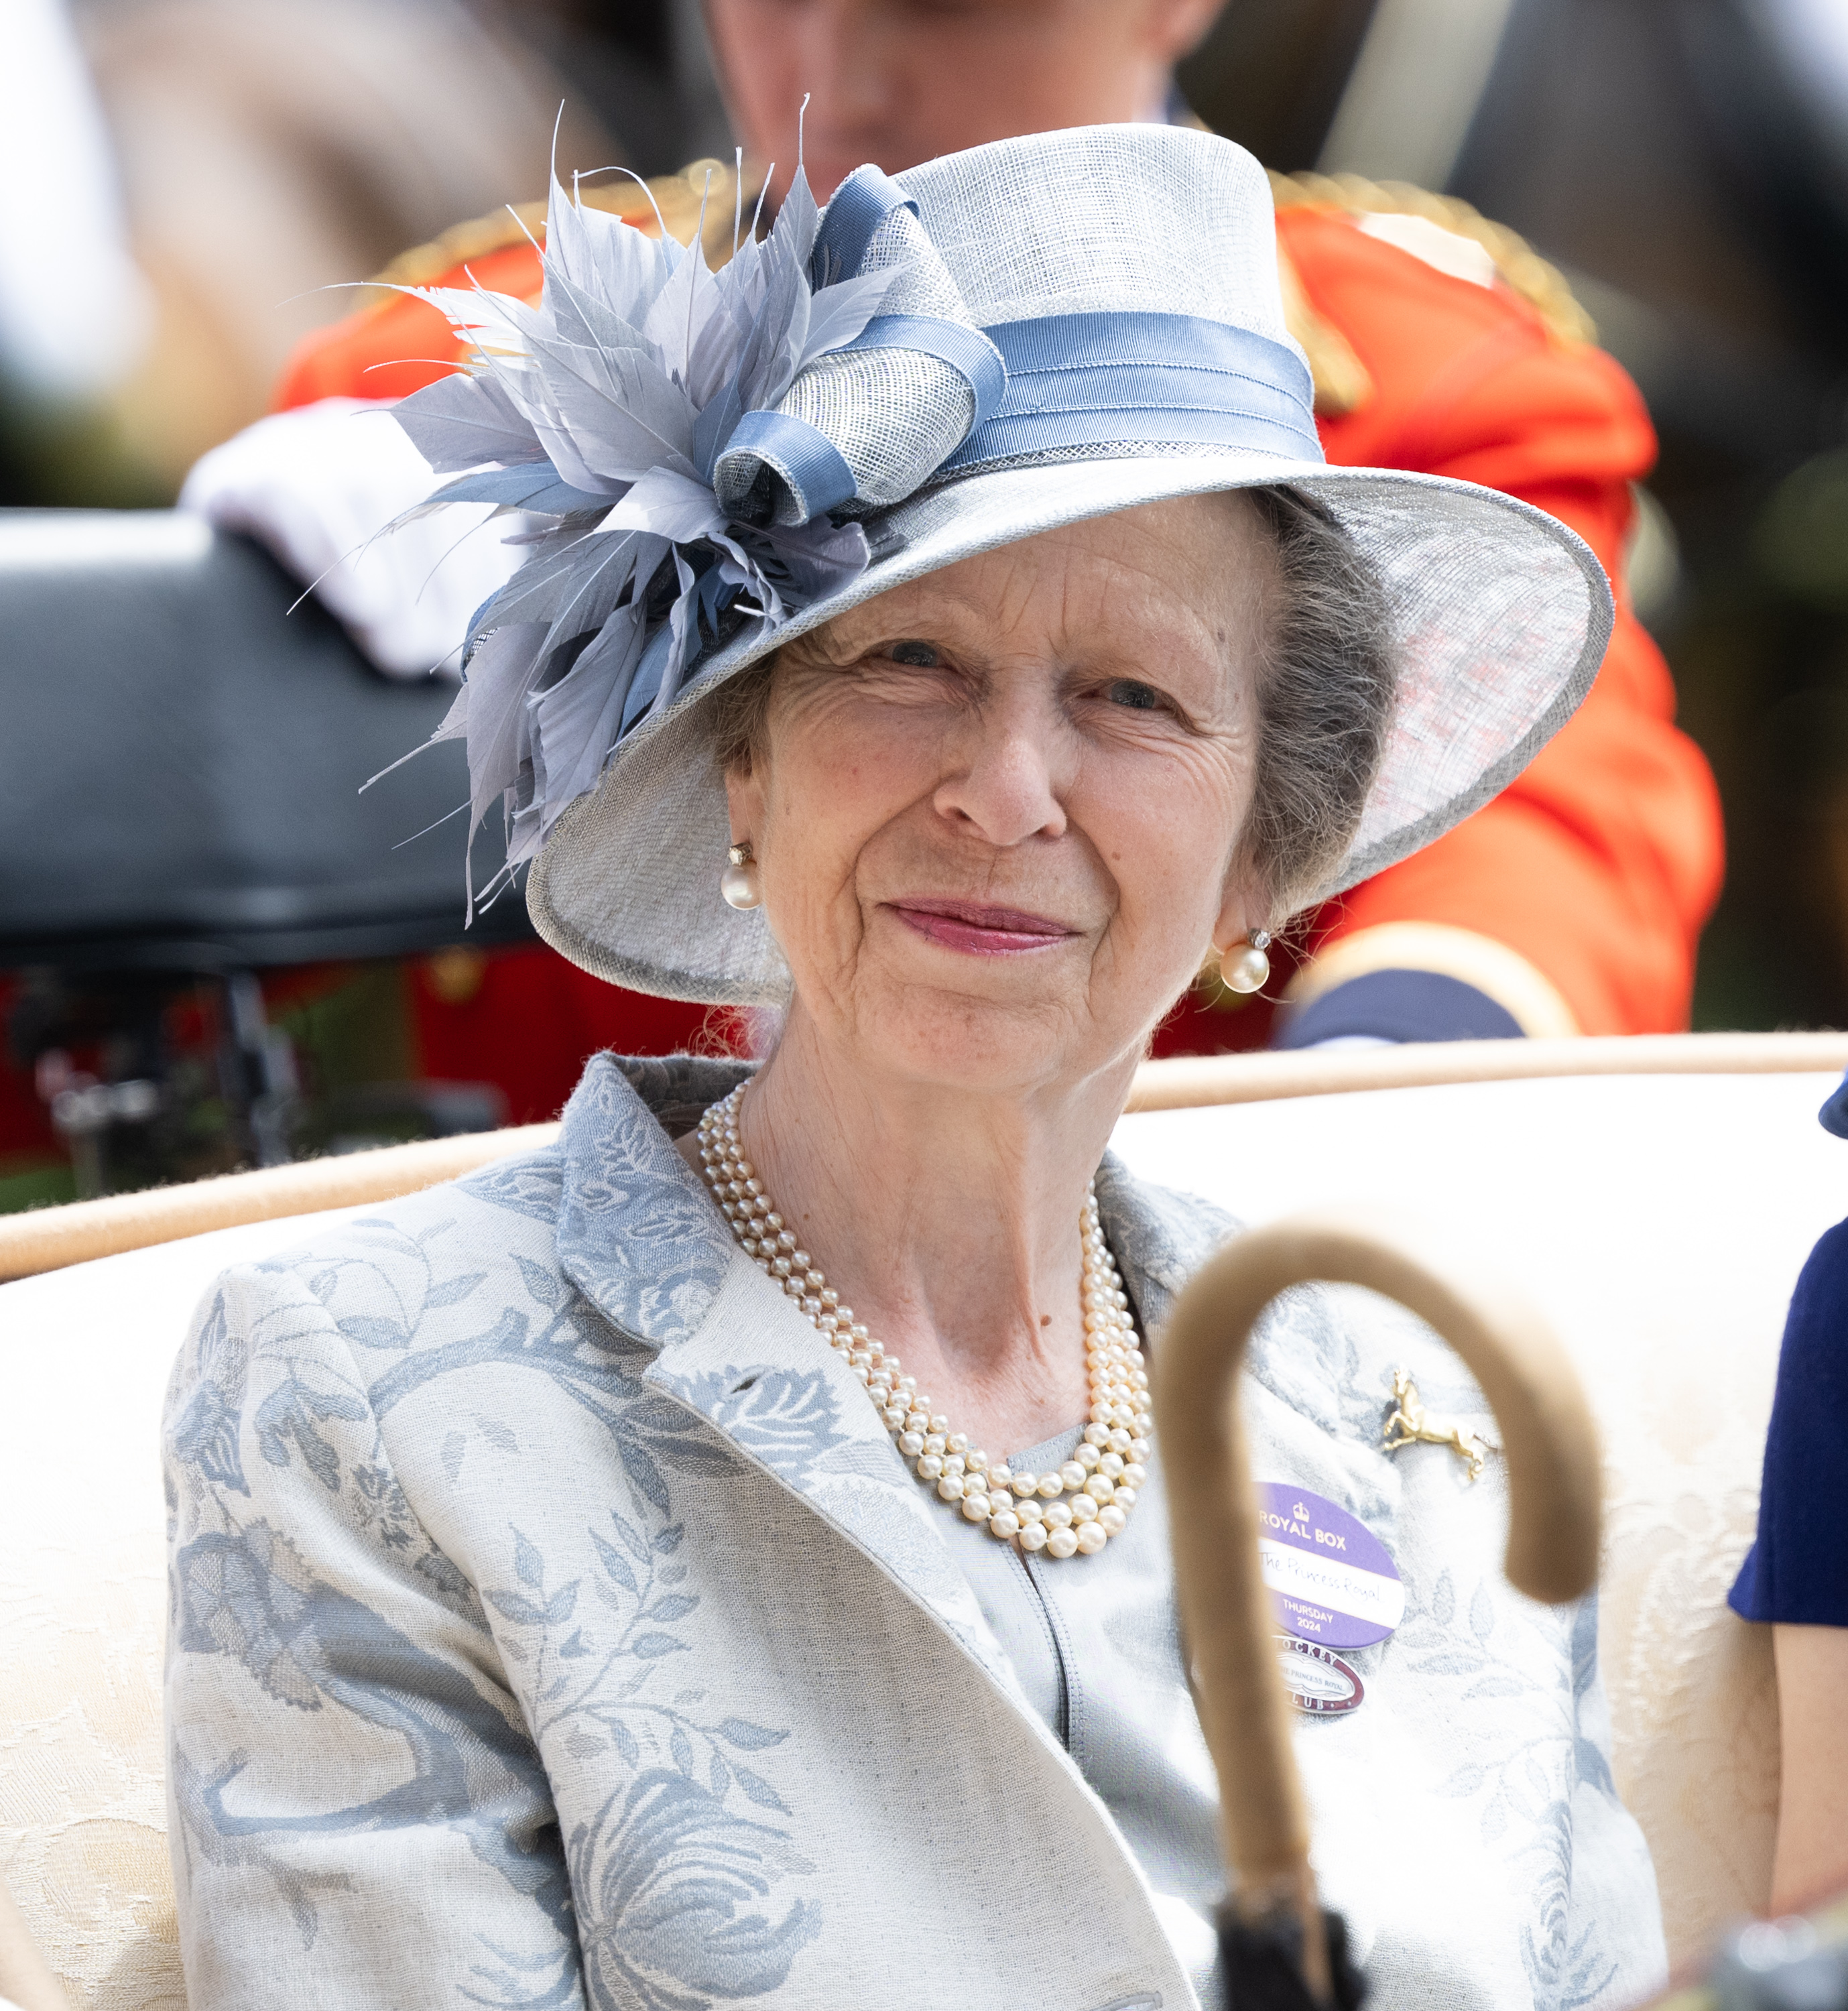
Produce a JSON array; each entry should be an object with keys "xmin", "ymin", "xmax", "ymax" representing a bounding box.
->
[
  {"xmin": 1106, "ymin": 679, "xmax": 1163, "ymax": 712},
  {"xmin": 887, "ymin": 639, "xmax": 940, "ymax": 668}
]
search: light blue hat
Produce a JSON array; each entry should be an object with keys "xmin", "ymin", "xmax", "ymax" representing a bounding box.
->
[{"xmin": 384, "ymin": 124, "xmax": 1612, "ymax": 1003}]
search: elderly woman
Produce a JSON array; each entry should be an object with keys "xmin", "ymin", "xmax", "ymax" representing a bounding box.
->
[{"xmin": 164, "ymin": 127, "xmax": 1665, "ymax": 2010}]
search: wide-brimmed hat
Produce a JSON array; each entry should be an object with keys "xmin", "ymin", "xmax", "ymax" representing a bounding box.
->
[{"xmin": 385, "ymin": 124, "xmax": 1611, "ymax": 1004}]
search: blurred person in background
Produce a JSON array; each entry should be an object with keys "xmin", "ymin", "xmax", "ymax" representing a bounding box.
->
[{"xmin": 195, "ymin": 0, "xmax": 1720, "ymax": 1119}]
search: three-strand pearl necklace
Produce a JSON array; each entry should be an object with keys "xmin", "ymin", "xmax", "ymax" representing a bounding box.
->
[{"xmin": 696, "ymin": 1084, "xmax": 1154, "ymax": 1559}]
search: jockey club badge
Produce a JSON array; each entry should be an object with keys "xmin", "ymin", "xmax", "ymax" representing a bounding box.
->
[
  {"xmin": 1274, "ymin": 1635, "xmax": 1366, "ymax": 1715},
  {"xmin": 1255, "ymin": 1483, "xmax": 1405, "ymax": 1653}
]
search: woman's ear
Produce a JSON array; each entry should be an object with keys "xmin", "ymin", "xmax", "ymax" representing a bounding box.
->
[
  {"xmin": 1211, "ymin": 866, "xmax": 1269, "ymax": 960},
  {"xmin": 724, "ymin": 758, "xmax": 767, "ymax": 851}
]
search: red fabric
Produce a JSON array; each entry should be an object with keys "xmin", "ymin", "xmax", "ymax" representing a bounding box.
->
[
  {"xmin": 1276, "ymin": 206, "xmax": 1724, "ymax": 1036},
  {"xmin": 274, "ymin": 200, "xmax": 1725, "ymax": 1090},
  {"xmin": 409, "ymin": 951, "xmax": 736, "ymax": 1125},
  {"xmin": 0, "ymin": 976, "xmax": 56, "ymax": 1157},
  {"xmin": 275, "ymin": 241, "xmax": 552, "ymax": 409}
]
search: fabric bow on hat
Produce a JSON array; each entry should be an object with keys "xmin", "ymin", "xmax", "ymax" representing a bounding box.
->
[{"xmin": 381, "ymin": 159, "xmax": 1005, "ymax": 913}]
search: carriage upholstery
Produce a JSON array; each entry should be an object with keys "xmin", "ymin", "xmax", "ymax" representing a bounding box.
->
[
  {"xmin": 0, "ymin": 510, "xmax": 531, "ymax": 972},
  {"xmin": 1, "ymin": 1064, "xmax": 1839, "ymax": 2008}
]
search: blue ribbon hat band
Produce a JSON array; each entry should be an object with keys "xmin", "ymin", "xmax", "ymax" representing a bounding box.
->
[
  {"xmin": 946, "ymin": 311, "xmax": 1324, "ymax": 471},
  {"xmin": 809, "ymin": 165, "xmax": 920, "ymax": 286},
  {"xmin": 843, "ymin": 314, "xmax": 1008, "ymax": 424},
  {"xmin": 721, "ymin": 408, "xmax": 860, "ymax": 521},
  {"xmin": 722, "ymin": 310, "xmax": 1322, "ymax": 529}
]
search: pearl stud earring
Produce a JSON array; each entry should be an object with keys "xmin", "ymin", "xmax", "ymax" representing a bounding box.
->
[
  {"xmin": 1219, "ymin": 928, "xmax": 1272, "ymax": 994},
  {"xmin": 720, "ymin": 841, "xmax": 761, "ymax": 910}
]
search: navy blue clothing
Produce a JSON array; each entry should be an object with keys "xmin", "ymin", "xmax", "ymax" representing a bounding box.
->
[
  {"xmin": 1275, "ymin": 970, "xmax": 1523, "ymax": 1048},
  {"xmin": 1729, "ymin": 1217, "xmax": 1848, "ymax": 1626},
  {"xmin": 1822, "ymin": 1077, "xmax": 1848, "ymax": 1140}
]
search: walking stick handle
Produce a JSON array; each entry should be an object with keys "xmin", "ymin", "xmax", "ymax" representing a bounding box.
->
[{"xmin": 1155, "ymin": 1207, "xmax": 1602, "ymax": 2003}]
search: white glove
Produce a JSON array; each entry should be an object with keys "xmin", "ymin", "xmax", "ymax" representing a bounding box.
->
[{"xmin": 179, "ymin": 398, "xmax": 524, "ymax": 678}]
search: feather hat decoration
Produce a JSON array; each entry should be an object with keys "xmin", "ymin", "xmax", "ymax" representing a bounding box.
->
[{"xmin": 378, "ymin": 154, "xmax": 1005, "ymax": 912}]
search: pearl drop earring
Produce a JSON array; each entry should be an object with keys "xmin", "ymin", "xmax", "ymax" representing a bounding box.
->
[
  {"xmin": 1220, "ymin": 928, "xmax": 1272, "ymax": 994},
  {"xmin": 720, "ymin": 841, "xmax": 761, "ymax": 910}
]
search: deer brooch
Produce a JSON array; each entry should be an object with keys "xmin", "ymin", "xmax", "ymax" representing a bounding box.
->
[{"xmin": 1381, "ymin": 1367, "xmax": 1495, "ymax": 1482}]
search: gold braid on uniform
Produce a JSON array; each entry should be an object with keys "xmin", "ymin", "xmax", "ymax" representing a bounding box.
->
[
  {"xmin": 1267, "ymin": 169, "xmax": 1597, "ymax": 418},
  {"xmin": 355, "ymin": 158, "xmax": 767, "ymax": 312}
]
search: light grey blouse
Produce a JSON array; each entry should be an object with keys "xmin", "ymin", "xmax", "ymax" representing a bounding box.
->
[{"xmin": 942, "ymin": 1424, "xmax": 1227, "ymax": 2002}]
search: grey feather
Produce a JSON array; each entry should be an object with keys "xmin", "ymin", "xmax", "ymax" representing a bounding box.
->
[
  {"xmin": 424, "ymin": 463, "xmax": 615, "ymax": 516},
  {"xmin": 375, "ymin": 149, "xmax": 991, "ymax": 912},
  {"xmin": 393, "ymin": 370, "xmax": 546, "ymax": 473}
]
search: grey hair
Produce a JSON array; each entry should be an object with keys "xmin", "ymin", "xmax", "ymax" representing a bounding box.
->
[
  {"xmin": 1236, "ymin": 485, "xmax": 1396, "ymax": 921},
  {"xmin": 709, "ymin": 485, "xmax": 1396, "ymax": 924}
]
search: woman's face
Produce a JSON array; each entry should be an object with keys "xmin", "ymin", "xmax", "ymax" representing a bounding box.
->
[{"xmin": 728, "ymin": 493, "xmax": 1276, "ymax": 1096}]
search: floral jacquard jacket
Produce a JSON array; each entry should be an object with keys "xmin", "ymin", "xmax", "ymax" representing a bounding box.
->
[{"xmin": 162, "ymin": 1054, "xmax": 1666, "ymax": 2011}]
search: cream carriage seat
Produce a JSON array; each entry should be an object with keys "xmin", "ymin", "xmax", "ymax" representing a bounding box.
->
[{"xmin": 2, "ymin": 1042, "xmax": 1843, "ymax": 2010}]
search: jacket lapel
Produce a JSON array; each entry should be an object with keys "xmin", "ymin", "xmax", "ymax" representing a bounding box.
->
[
  {"xmin": 647, "ymin": 1254, "xmax": 1013, "ymax": 1684},
  {"xmin": 552, "ymin": 1054, "xmax": 1013, "ymax": 1688}
]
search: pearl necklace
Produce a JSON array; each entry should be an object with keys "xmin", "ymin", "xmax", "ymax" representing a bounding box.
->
[{"xmin": 696, "ymin": 1085, "xmax": 1154, "ymax": 1559}]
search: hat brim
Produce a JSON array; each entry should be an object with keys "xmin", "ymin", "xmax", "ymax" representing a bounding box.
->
[{"xmin": 527, "ymin": 448, "xmax": 1611, "ymax": 1006}]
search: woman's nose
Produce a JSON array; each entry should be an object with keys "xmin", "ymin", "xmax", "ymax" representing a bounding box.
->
[{"xmin": 931, "ymin": 711, "xmax": 1068, "ymax": 848}]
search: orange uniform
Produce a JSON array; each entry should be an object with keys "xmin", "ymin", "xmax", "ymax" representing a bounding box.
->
[{"xmin": 275, "ymin": 168, "xmax": 1723, "ymax": 1102}]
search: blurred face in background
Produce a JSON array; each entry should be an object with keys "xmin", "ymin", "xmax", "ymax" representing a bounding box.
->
[{"xmin": 704, "ymin": 0, "xmax": 1225, "ymax": 201}]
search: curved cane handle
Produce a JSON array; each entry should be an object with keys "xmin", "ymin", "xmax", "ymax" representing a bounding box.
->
[{"xmin": 1154, "ymin": 1207, "xmax": 1602, "ymax": 1994}]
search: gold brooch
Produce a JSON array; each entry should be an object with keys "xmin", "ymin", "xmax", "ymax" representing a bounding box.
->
[{"xmin": 1381, "ymin": 1367, "xmax": 1495, "ymax": 1482}]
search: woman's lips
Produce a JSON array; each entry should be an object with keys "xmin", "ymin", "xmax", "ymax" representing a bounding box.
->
[{"xmin": 887, "ymin": 898, "xmax": 1077, "ymax": 957}]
